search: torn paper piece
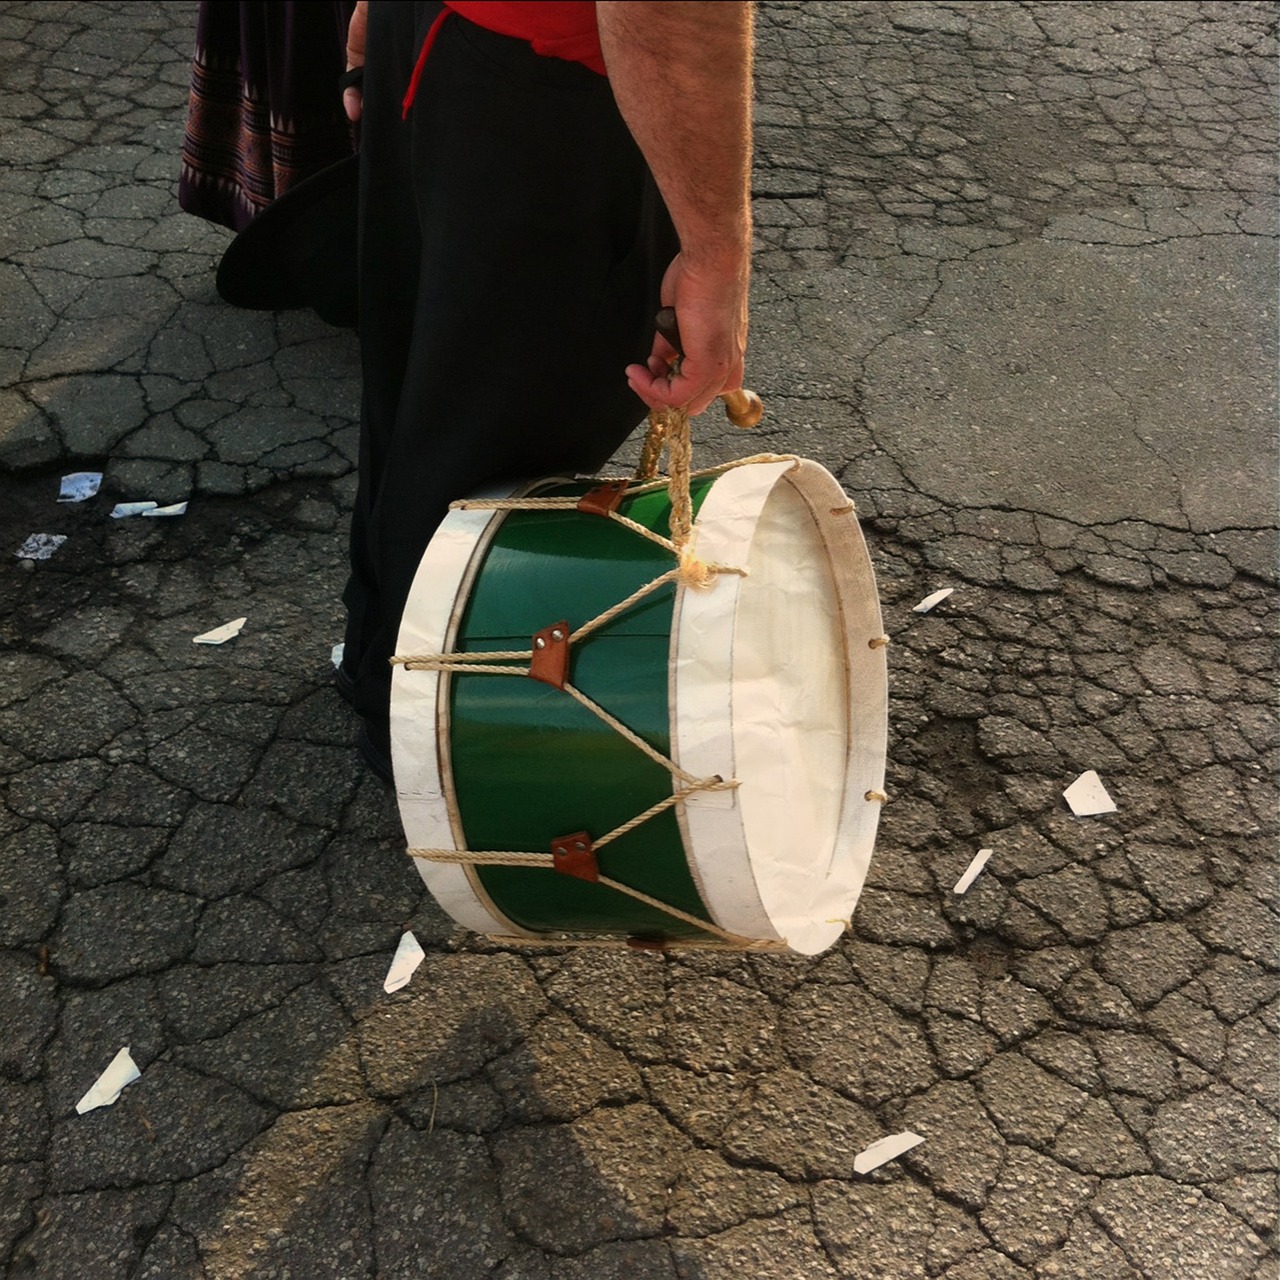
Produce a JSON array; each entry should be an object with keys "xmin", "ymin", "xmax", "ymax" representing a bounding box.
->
[
  {"xmin": 854, "ymin": 1131, "xmax": 924, "ymax": 1175},
  {"xmin": 1064, "ymin": 770, "xmax": 1116, "ymax": 816},
  {"xmin": 58, "ymin": 472, "xmax": 102, "ymax": 503},
  {"xmin": 111, "ymin": 501, "xmax": 158, "ymax": 519},
  {"xmin": 75, "ymin": 1047, "xmax": 141, "ymax": 1114},
  {"xmin": 193, "ymin": 617, "xmax": 246, "ymax": 646},
  {"xmin": 141, "ymin": 502, "xmax": 188, "ymax": 518},
  {"xmin": 332, "ymin": 642, "xmax": 345, "ymax": 670},
  {"xmin": 383, "ymin": 931, "xmax": 425, "ymax": 993},
  {"xmin": 954, "ymin": 848, "xmax": 993, "ymax": 895},
  {"xmin": 15, "ymin": 533, "xmax": 67, "ymax": 561},
  {"xmin": 912, "ymin": 587, "xmax": 954, "ymax": 614}
]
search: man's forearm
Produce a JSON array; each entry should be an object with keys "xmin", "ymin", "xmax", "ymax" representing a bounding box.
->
[
  {"xmin": 598, "ymin": 1, "xmax": 754, "ymax": 413},
  {"xmin": 597, "ymin": 1, "xmax": 753, "ymax": 270}
]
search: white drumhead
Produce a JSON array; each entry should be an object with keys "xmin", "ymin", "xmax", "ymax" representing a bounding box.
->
[{"xmin": 672, "ymin": 459, "xmax": 887, "ymax": 954}]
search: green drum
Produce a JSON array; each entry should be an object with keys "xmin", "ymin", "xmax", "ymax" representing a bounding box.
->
[{"xmin": 390, "ymin": 457, "xmax": 888, "ymax": 954}]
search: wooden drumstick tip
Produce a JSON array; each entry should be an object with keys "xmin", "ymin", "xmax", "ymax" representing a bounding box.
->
[{"xmin": 720, "ymin": 387, "xmax": 765, "ymax": 429}]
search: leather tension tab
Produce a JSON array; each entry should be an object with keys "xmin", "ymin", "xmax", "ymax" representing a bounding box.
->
[
  {"xmin": 551, "ymin": 831, "xmax": 598, "ymax": 882},
  {"xmin": 576, "ymin": 480, "xmax": 628, "ymax": 517},
  {"xmin": 528, "ymin": 621, "xmax": 570, "ymax": 689}
]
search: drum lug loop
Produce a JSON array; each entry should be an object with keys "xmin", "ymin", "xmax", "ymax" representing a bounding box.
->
[
  {"xmin": 529, "ymin": 620, "xmax": 571, "ymax": 689},
  {"xmin": 551, "ymin": 831, "xmax": 599, "ymax": 882}
]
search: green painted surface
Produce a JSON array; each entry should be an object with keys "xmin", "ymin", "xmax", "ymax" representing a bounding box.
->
[{"xmin": 449, "ymin": 478, "xmax": 719, "ymax": 940}]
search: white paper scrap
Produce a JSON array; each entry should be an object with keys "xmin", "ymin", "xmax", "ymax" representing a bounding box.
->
[
  {"xmin": 331, "ymin": 642, "xmax": 345, "ymax": 670},
  {"xmin": 1064, "ymin": 770, "xmax": 1116, "ymax": 817},
  {"xmin": 854, "ymin": 1130, "xmax": 924, "ymax": 1174},
  {"xmin": 912, "ymin": 587, "xmax": 954, "ymax": 614},
  {"xmin": 15, "ymin": 533, "xmax": 67, "ymax": 561},
  {"xmin": 383, "ymin": 931, "xmax": 425, "ymax": 993},
  {"xmin": 58, "ymin": 471, "xmax": 102, "ymax": 503},
  {"xmin": 111, "ymin": 501, "xmax": 158, "ymax": 519},
  {"xmin": 75, "ymin": 1046, "xmax": 141, "ymax": 1114},
  {"xmin": 141, "ymin": 501, "xmax": 188, "ymax": 518},
  {"xmin": 954, "ymin": 848, "xmax": 993, "ymax": 895},
  {"xmin": 193, "ymin": 617, "xmax": 246, "ymax": 645}
]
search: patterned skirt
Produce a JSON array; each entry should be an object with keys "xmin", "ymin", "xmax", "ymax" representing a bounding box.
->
[{"xmin": 179, "ymin": 0, "xmax": 357, "ymax": 231}]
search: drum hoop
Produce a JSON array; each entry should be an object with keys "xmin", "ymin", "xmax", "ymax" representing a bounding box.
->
[
  {"xmin": 394, "ymin": 477, "xmax": 578, "ymax": 940},
  {"xmin": 672, "ymin": 457, "xmax": 888, "ymax": 953},
  {"xmin": 782, "ymin": 462, "xmax": 889, "ymax": 886}
]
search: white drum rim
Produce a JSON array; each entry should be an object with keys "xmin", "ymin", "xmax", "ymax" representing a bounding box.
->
[
  {"xmin": 390, "ymin": 478, "xmax": 573, "ymax": 940},
  {"xmin": 672, "ymin": 458, "xmax": 888, "ymax": 954}
]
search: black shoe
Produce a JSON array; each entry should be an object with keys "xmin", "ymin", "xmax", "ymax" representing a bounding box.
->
[{"xmin": 357, "ymin": 718, "xmax": 394, "ymax": 787}]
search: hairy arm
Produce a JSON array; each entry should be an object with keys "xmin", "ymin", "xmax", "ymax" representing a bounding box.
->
[{"xmin": 596, "ymin": 1, "xmax": 754, "ymax": 416}]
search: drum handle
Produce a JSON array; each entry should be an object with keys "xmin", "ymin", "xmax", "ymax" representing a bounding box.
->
[
  {"xmin": 654, "ymin": 307, "xmax": 765, "ymax": 428},
  {"xmin": 637, "ymin": 309, "xmax": 766, "ymax": 567}
]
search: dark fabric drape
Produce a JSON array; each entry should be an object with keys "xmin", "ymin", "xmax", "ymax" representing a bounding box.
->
[
  {"xmin": 341, "ymin": 2, "xmax": 679, "ymax": 734},
  {"xmin": 180, "ymin": 0, "xmax": 357, "ymax": 231}
]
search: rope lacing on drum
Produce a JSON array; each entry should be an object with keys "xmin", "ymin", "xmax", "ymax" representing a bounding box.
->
[
  {"xmin": 390, "ymin": 407, "xmax": 799, "ymax": 946},
  {"xmin": 444, "ymin": 453, "xmax": 802, "ymax": 587}
]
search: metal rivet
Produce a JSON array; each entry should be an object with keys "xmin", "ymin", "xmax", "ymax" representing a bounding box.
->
[
  {"xmin": 535, "ymin": 637, "xmax": 546, "ymax": 649},
  {"xmin": 552, "ymin": 629, "xmax": 565, "ymax": 642}
]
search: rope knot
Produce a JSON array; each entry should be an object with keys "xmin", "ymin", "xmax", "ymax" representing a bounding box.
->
[{"xmin": 677, "ymin": 546, "xmax": 714, "ymax": 589}]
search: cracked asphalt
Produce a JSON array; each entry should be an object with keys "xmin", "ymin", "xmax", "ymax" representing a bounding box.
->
[{"xmin": 1, "ymin": 2, "xmax": 1276, "ymax": 1277}]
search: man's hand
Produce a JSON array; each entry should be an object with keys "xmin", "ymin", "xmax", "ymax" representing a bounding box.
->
[
  {"xmin": 598, "ymin": 2, "xmax": 753, "ymax": 417},
  {"xmin": 625, "ymin": 252, "xmax": 747, "ymax": 417},
  {"xmin": 344, "ymin": 0, "xmax": 368, "ymax": 122}
]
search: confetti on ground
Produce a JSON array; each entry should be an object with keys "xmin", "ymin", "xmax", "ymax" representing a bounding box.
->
[
  {"xmin": 58, "ymin": 471, "xmax": 102, "ymax": 502},
  {"xmin": 75, "ymin": 1047, "xmax": 141, "ymax": 1114},
  {"xmin": 854, "ymin": 1131, "xmax": 925, "ymax": 1174},
  {"xmin": 332, "ymin": 642, "xmax": 345, "ymax": 669},
  {"xmin": 15, "ymin": 533, "xmax": 67, "ymax": 560},
  {"xmin": 1064, "ymin": 769, "xmax": 1117, "ymax": 816},
  {"xmin": 954, "ymin": 848, "xmax": 993, "ymax": 894},
  {"xmin": 193, "ymin": 617, "xmax": 247, "ymax": 645},
  {"xmin": 142, "ymin": 501, "xmax": 188, "ymax": 517},
  {"xmin": 383, "ymin": 931, "xmax": 426, "ymax": 993},
  {"xmin": 912, "ymin": 587, "xmax": 954, "ymax": 614},
  {"xmin": 110, "ymin": 502, "xmax": 158, "ymax": 518}
]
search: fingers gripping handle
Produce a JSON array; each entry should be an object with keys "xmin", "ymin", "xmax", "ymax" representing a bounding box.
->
[{"xmin": 655, "ymin": 307, "xmax": 764, "ymax": 428}]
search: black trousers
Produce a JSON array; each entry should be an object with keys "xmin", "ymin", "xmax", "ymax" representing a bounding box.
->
[{"xmin": 342, "ymin": 2, "xmax": 678, "ymax": 727}]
